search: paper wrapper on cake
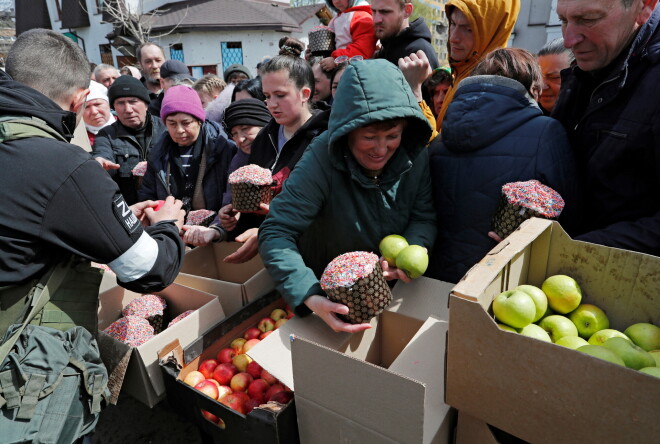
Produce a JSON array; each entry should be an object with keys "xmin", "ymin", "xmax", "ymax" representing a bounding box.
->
[
  {"xmin": 121, "ymin": 294, "xmax": 167, "ymax": 334},
  {"xmin": 320, "ymin": 251, "xmax": 392, "ymax": 324},
  {"xmin": 131, "ymin": 161, "xmax": 147, "ymax": 177},
  {"xmin": 185, "ymin": 209, "xmax": 217, "ymax": 227},
  {"xmin": 308, "ymin": 26, "xmax": 335, "ymax": 56},
  {"xmin": 103, "ymin": 316, "xmax": 155, "ymax": 347},
  {"xmin": 229, "ymin": 164, "xmax": 273, "ymax": 212},
  {"xmin": 492, "ymin": 180, "xmax": 565, "ymax": 239}
]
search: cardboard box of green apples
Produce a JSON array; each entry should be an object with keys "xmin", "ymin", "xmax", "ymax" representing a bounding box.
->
[{"xmin": 445, "ymin": 218, "xmax": 660, "ymax": 444}]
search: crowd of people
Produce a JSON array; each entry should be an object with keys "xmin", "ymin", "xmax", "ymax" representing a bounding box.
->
[{"xmin": 1, "ymin": 0, "xmax": 658, "ymax": 441}]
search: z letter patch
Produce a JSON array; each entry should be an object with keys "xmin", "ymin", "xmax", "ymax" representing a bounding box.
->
[{"xmin": 113, "ymin": 193, "xmax": 142, "ymax": 239}]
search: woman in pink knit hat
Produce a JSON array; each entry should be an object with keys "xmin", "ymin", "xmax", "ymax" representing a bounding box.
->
[{"xmin": 138, "ymin": 85, "xmax": 237, "ymax": 245}]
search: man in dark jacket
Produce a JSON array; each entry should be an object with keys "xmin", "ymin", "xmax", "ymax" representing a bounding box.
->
[
  {"xmin": 372, "ymin": 0, "xmax": 439, "ymax": 69},
  {"xmin": 92, "ymin": 76, "xmax": 166, "ymax": 205},
  {"xmin": 552, "ymin": 0, "xmax": 660, "ymax": 255}
]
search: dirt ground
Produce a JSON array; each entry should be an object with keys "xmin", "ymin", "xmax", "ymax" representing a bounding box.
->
[{"xmin": 92, "ymin": 394, "xmax": 204, "ymax": 444}]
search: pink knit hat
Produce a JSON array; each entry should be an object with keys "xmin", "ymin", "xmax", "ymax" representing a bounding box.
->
[{"xmin": 160, "ymin": 85, "xmax": 206, "ymax": 122}]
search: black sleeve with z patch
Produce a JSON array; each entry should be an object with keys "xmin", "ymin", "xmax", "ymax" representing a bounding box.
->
[{"xmin": 112, "ymin": 193, "xmax": 143, "ymax": 242}]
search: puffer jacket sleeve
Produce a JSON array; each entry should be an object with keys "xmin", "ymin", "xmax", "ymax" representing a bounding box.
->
[
  {"xmin": 331, "ymin": 11, "xmax": 378, "ymax": 59},
  {"xmin": 401, "ymin": 148, "xmax": 437, "ymax": 250},
  {"xmin": 258, "ymin": 142, "xmax": 330, "ymax": 315}
]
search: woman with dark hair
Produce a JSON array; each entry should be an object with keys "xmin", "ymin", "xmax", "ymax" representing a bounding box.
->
[
  {"xmin": 231, "ymin": 78, "xmax": 266, "ymax": 102},
  {"xmin": 427, "ymin": 48, "xmax": 578, "ymax": 283}
]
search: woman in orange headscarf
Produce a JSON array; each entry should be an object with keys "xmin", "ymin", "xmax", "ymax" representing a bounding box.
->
[{"xmin": 436, "ymin": 0, "xmax": 520, "ymax": 131}]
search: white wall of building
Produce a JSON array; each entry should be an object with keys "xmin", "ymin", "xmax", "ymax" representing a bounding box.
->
[{"xmin": 511, "ymin": 0, "xmax": 562, "ymax": 53}]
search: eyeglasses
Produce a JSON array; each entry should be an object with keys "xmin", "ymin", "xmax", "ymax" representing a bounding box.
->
[{"xmin": 334, "ymin": 55, "xmax": 364, "ymax": 64}]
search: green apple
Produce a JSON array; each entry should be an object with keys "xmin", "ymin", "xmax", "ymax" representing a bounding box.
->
[
  {"xmin": 577, "ymin": 345, "xmax": 625, "ymax": 366},
  {"xmin": 514, "ymin": 285, "xmax": 548, "ymax": 323},
  {"xmin": 492, "ymin": 290, "xmax": 536, "ymax": 329},
  {"xmin": 588, "ymin": 329, "xmax": 630, "ymax": 345},
  {"xmin": 639, "ymin": 367, "xmax": 660, "ymax": 378},
  {"xmin": 568, "ymin": 303, "xmax": 610, "ymax": 339},
  {"xmin": 602, "ymin": 337, "xmax": 656, "ymax": 370},
  {"xmin": 497, "ymin": 323, "xmax": 518, "ymax": 333},
  {"xmin": 541, "ymin": 275, "xmax": 582, "ymax": 314},
  {"xmin": 555, "ymin": 336, "xmax": 589, "ymax": 350},
  {"xmin": 623, "ymin": 323, "xmax": 660, "ymax": 352},
  {"xmin": 395, "ymin": 245, "xmax": 428, "ymax": 279},
  {"xmin": 538, "ymin": 315, "xmax": 578, "ymax": 342},
  {"xmin": 379, "ymin": 234, "xmax": 408, "ymax": 267},
  {"xmin": 537, "ymin": 305, "xmax": 555, "ymax": 322},
  {"xmin": 519, "ymin": 324, "xmax": 552, "ymax": 342},
  {"xmin": 649, "ymin": 350, "xmax": 660, "ymax": 367}
]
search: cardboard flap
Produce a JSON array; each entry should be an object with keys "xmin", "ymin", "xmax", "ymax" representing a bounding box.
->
[
  {"xmin": 175, "ymin": 273, "xmax": 245, "ymax": 316},
  {"xmin": 180, "ymin": 242, "xmax": 265, "ymax": 284},
  {"xmin": 389, "ymin": 277, "xmax": 452, "ymax": 322},
  {"xmin": 243, "ymin": 268, "xmax": 276, "ymax": 303},
  {"xmin": 97, "ymin": 331, "xmax": 131, "ymax": 405},
  {"xmin": 292, "ymin": 335, "xmax": 426, "ymax": 444},
  {"xmin": 247, "ymin": 314, "xmax": 350, "ymax": 389}
]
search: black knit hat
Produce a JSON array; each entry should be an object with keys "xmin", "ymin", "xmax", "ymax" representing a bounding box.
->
[
  {"xmin": 223, "ymin": 64, "xmax": 252, "ymax": 83},
  {"xmin": 223, "ymin": 98, "xmax": 271, "ymax": 133},
  {"xmin": 108, "ymin": 75, "xmax": 151, "ymax": 107}
]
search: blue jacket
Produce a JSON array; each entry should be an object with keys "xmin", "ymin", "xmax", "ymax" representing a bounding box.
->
[
  {"xmin": 138, "ymin": 120, "xmax": 236, "ymax": 213},
  {"xmin": 552, "ymin": 6, "xmax": 660, "ymax": 255},
  {"xmin": 427, "ymin": 75, "xmax": 578, "ymax": 283}
]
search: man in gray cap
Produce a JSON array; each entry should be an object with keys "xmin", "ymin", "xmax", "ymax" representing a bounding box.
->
[
  {"xmin": 223, "ymin": 64, "xmax": 252, "ymax": 84},
  {"xmin": 149, "ymin": 59, "xmax": 193, "ymax": 116}
]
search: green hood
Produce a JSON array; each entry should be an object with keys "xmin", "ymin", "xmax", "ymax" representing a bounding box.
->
[{"xmin": 328, "ymin": 59, "xmax": 432, "ymax": 172}]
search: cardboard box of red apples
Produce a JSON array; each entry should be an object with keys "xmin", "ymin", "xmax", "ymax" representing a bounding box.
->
[
  {"xmin": 446, "ymin": 218, "xmax": 660, "ymax": 444},
  {"xmin": 159, "ymin": 292, "xmax": 299, "ymax": 444}
]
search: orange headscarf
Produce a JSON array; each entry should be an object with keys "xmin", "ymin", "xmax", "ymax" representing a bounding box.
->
[{"xmin": 436, "ymin": 0, "xmax": 521, "ymax": 131}]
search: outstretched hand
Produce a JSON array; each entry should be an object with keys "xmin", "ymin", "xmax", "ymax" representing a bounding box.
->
[
  {"xmin": 304, "ymin": 295, "xmax": 372, "ymax": 333},
  {"xmin": 223, "ymin": 228, "xmax": 259, "ymax": 263}
]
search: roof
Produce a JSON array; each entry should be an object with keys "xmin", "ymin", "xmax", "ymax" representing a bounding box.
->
[
  {"xmin": 285, "ymin": 3, "xmax": 326, "ymax": 25},
  {"xmin": 147, "ymin": 0, "xmax": 310, "ymax": 33}
]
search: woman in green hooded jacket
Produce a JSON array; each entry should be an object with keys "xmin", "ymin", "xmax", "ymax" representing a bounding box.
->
[{"xmin": 258, "ymin": 59, "xmax": 436, "ymax": 333}]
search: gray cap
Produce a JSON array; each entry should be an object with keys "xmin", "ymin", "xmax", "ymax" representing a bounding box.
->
[{"xmin": 160, "ymin": 60, "xmax": 189, "ymax": 79}]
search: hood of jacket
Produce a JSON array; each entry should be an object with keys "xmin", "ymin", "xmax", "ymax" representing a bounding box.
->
[
  {"xmin": 327, "ymin": 59, "xmax": 431, "ymax": 176},
  {"xmin": 436, "ymin": 0, "xmax": 520, "ymax": 129},
  {"xmin": 325, "ymin": 0, "xmax": 369, "ymax": 14},
  {"xmin": 441, "ymin": 75, "xmax": 542, "ymax": 152},
  {"xmin": 382, "ymin": 17, "xmax": 433, "ymax": 46},
  {"xmin": 0, "ymin": 72, "xmax": 78, "ymax": 140}
]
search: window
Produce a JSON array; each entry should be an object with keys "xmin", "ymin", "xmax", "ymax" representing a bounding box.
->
[
  {"xmin": 99, "ymin": 44, "xmax": 113, "ymax": 65},
  {"xmin": 190, "ymin": 65, "xmax": 217, "ymax": 78},
  {"xmin": 221, "ymin": 42, "xmax": 243, "ymax": 72},
  {"xmin": 170, "ymin": 43, "xmax": 184, "ymax": 63},
  {"xmin": 95, "ymin": 0, "xmax": 105, "ymax": 14},
  {"xmin": 54, "ymin": 0, "xmax": 62, "ymax": 21}
]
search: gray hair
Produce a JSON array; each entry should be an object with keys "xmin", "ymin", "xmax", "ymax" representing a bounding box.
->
[
  {"xmin": 94, "ymin": 63, "xmax": 119, "ymax": 78},
  {"xmin": 171, "ymin": 74, "xmax": 194, "ymax": 87},
  {"xmin": 538, "ymin": 38, "xmax": 575, "ymax": 63},
  {"xmin": 136, "ymin": 42, "xmax": 164, "ymax": 63},
  {"xmin": 6, "ymin": 29, "xmax": 90, "ymax": 103}
]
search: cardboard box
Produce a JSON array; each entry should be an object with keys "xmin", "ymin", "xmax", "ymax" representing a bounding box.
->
[
  {"xmin": 250, "ymin": 277, "xmax": 456, "ymax": 444},
  {"xmin": 446, "ymin": 218, "xmax": 660, "ymax": 444},
  {"xmin": 97, "ymin": 283, "xmax": 225, "ymax": 407},
  {"xmin": 175, "ymin": 242, "xmax": 274, "ymax": 314},
  {"xmin": 454, "ymin": 411, "xmax": 499, "ymax": 444},
  {"xmin": 158, "ymin": 292, "xmax": 299, "ymax": 444}
]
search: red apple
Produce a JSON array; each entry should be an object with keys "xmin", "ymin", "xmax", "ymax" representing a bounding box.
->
[
  {"xmin": 257, "ymin": 317, "xmax": 276, "ymax": 333},
  {"xmin": 194, "ymin": 380, "xmax": 219, "ymax": 400},
  {"xmin": 233, "ymin": 391, "xmax": 250, "ymax": 404},
  {"xmin": 242, "ymin": 338, "xmax": 260, "ymax": 354},
  {"xmin": 265, "ymin": 383, "xmax": 285, "ymax": 401},
  {"xmin": 261, "ymin": 368, "xmax": 278, "ymax": 385},
  {"xmin": 216, "ymin": 347, "xmax": 236, "ymax": 364},
  {"xmin": 269, "ymin": 390, "xmax": 294, "ymax": 404},
  {"xmin": 230, "ymin": 337, "xmax": 247, "ymax": 352},
  {"xmin": 183, "ymin": 370, "xmax": 205, "ymax": 387},
  {"xmin": 285, "ymin": 305, "xmax": 295, "ymax": 319},
  {"xmin": 243, "ymin": 327, "xmax": 261, "ymax": 341},
  {"xmin": 259, "ymin": 331, "xmax": 273, "ymax": 340},
  {"xmin": 230, "ymin": 372, "xmax": 253, "ymax": 392},
  {"xmin": 270, "ymin": 308, "xmax": 287, "ymax": 321},
  {"xmin": 232, "ymin": 353, "xmax": 252, "ymax": 372},
  {"xmin": 244, "ymin": 398, "xmax": 261, "ymax": 414},
  {"xmin": 247, "ymin": 378, "xmax": 270, "ymax": 402},
  {"xmin": 198, "ymin": 359, "xmax": 218, "ymax": 379},
  {"xmin": 206, "ymin": 379, "xmax": 221, "ymax": 391},
  {"xmin": 246, "ymin": 361, "xmax": 263, "ymax": 379},
  {"xmin": 212, "ymin": 363, "xmax": 237, "ymax": 386},
  {"xmin": 201, "ymin": 409, "xmax": 219, "ymax": 423},
  {"xmin": 220, "ymin": 393, "xmax": 246, "ymax": 414},
  {"xmin": 217, "ymin": 385, "xmax": 233, "ymax": 401},
  {"xmin": 275, "ymin": 318, "xmax": 288, "ymax": 329}
]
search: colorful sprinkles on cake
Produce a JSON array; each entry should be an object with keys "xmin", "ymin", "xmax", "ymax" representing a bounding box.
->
[
  {"xmin": 121, "ymin": 294, "xmax": 167, "ymax": 319},
  {"xmin": 168, "ymin": 310, "xmax": 194, "ymax": 328},
  {"xmin": 131, "ymin": 161, "xmax": 147, "ymax": 176},
  {"xmin": 502, "ymin": 180, "xmax": 564, "ymax": 218},
  {"xmin": 185, "ymin": 209, "xmax": 216, "ymax": 226},
  {"xmin": 320, "ymin": 251, "xmax": 379, "ymax": 290},
  {"xmin": 103, "ymin": 316, "xmax": 154, "ymax": 347},
  {"xmin": 228, "ymin": 164, "xmax": 273, "ymax": 186}
]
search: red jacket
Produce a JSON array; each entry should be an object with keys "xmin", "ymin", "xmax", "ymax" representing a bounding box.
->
[{"xmin": 328, "ymin": 3, "xmax": 377, "ymax": 59}]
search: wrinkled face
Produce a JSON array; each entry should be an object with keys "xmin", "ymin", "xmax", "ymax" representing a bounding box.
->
[
  {"xmin": 139, "ymin": 44, "xmax": 165, "ymax": 83},
  {"xmin": 432, "ymin": 82, "xmax": 451, "ymax": 115},
  {"xmin": 96, "ymin": 69, "xmax": 119, "ymax": 88},
  {"xmin": 348, "ymin": 121, "xmax": 405, "ymax": 172},
  {"xmin": 538, "ymin": 52, "xmax": 572, "ymax": 112},
  {"xmin": 331, "ymin": 67, "xmax": 347, "ymax": 99},
  {"xmin": 312, "ymin": 63, "xmax": 331, "ymax": 103},
  {"xmin": 262, "ymin": 69, "xmax": 310, "ymax": 129},
  {"xmin": 114, "ymin": 97, "xmax": 148, "ymax": 129},
  {"xmin": 228, "ymin": 72, "xmax": 249, "ymax": 85},
  {"xmin": 83, "ymin": 98, "xmax": 112, "ymax": 127},
  {"xmin": 448, "ymin": 9, "xmax": 475, "ymax": 62},
  {"xmin": 372, "ymin": 0, "xmax": 407, "ymax": 40},
  {"xmin": 165, "ymin": 112, "xmax": 202, "ymax": 147},
  {"xmin": 230, "ymin": 124, "xmax": 262, "ymax": 155},
  {"xmin": 557, "ymin": 0, "xmax": 645, "ymax": 71}
]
